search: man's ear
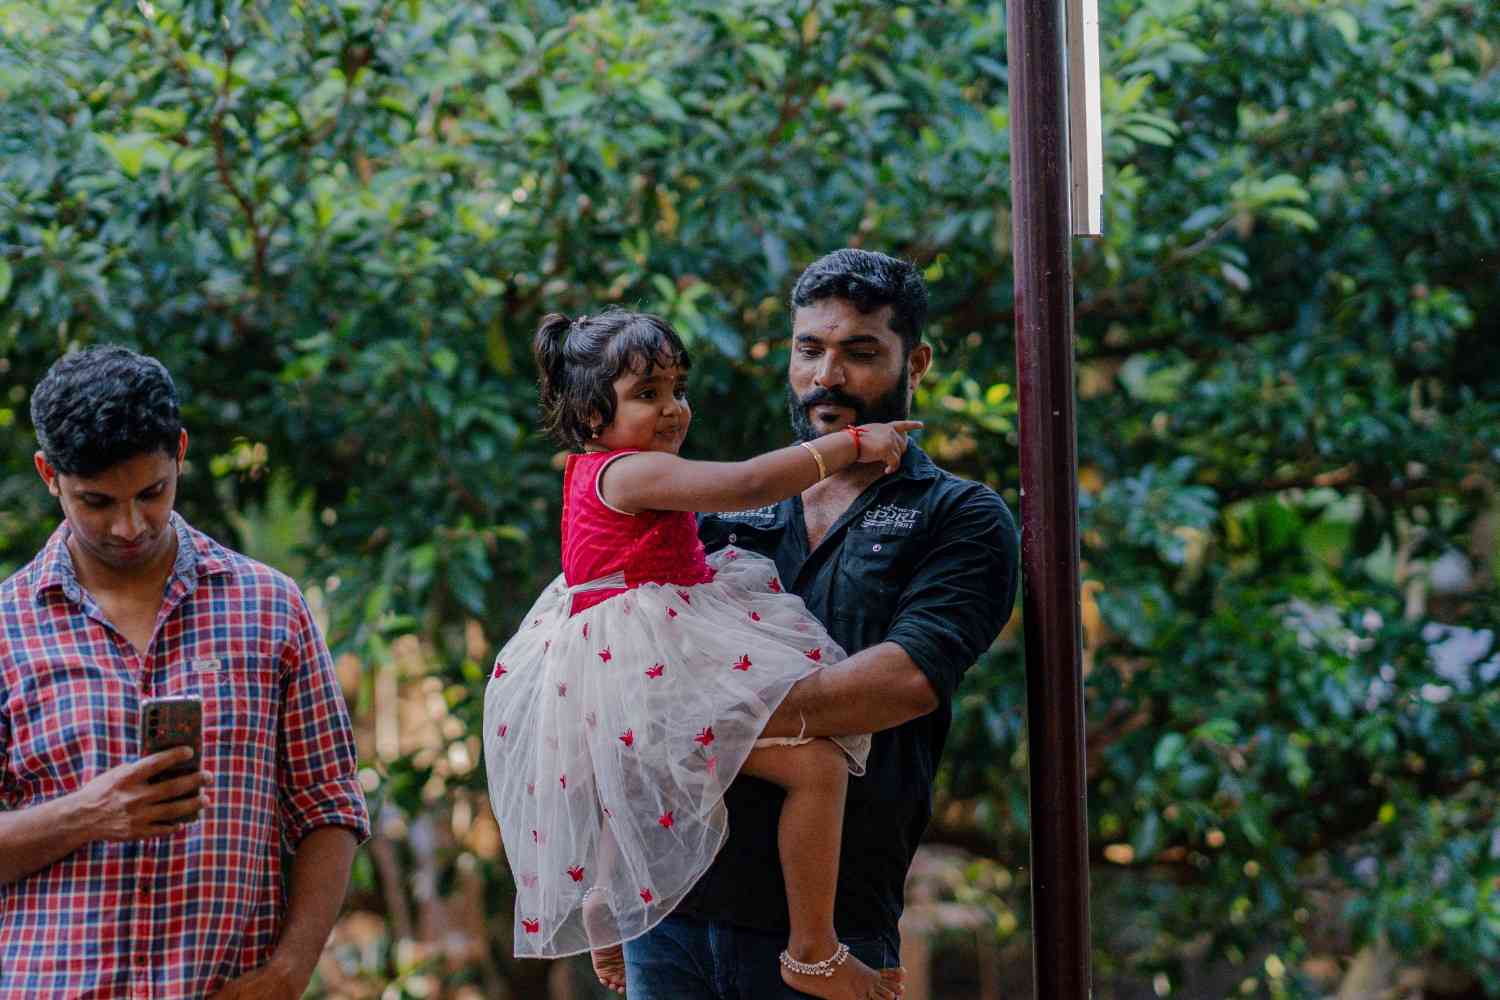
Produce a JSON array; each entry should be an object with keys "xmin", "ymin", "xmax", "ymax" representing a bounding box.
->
[
  {"xmin": 907, "ymin": 343, "xmax": 933, "ymax": 391},
  {"xmin": 33, "ymin": 451, "xmax": 60, "ymax": 497},
  {"xmin": 176, "ymin": 428, "xmax": 189, "ymax": 466}
]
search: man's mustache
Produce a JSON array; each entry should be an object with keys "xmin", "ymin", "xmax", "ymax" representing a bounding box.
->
[{"xmin": 798, "ymin": 388, "xmax": 865, "ymax": 411}]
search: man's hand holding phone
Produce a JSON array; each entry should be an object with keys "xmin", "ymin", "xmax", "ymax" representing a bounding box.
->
[{"xmin": 73, "ymin": 748, "xmax": 212, "ymax": 842}]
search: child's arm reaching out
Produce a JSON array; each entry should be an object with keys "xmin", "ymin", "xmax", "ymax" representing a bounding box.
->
[{"xmin": 599, "ymin": 421, "xmax": 922, "ymax": 515}]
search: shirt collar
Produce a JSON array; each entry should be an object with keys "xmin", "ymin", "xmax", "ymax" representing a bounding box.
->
[
  {"xmin": 892, "ymin": 441, "xmax": 940, "ymax": 482},
  {"xmin": 33, "ymin": 511, "xmax": 231, "ymax": 606}
]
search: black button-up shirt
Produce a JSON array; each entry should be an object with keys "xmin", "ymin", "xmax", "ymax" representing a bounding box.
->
[{"xmin": 680, "ymin": 443, "xmax": 1019, "ymax": 938}]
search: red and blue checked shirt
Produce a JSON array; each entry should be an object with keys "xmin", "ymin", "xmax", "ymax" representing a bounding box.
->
[{"xmin": 0, "ymin": 513, "xmax": 370, "ymax": 998}]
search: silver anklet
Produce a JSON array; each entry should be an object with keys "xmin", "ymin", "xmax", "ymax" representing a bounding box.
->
[{"xmin": 779, "ymin": 942, "xmax": 850, "ymax": 978}]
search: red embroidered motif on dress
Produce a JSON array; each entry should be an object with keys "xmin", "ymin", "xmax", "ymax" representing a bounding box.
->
[
  {"xmin": 749, "ymin": 611, "xmax": 761, "ymax": 621},
  {"xmin": 676, "ymin": 589, "xmax": 692, "ymax": 604},
  {"xmin": 598, "ymin": 646, "xmax": 613, "ymax": 663},
  {"xmin": 658, "ymin": 810, "xmax": 674, "ymax": 829},
  {"xmin": 496, "ymin": 723, "xmax": 508, "ymax": 739},
  {"xmin": 694, "ymin": 726, "xmax": 715, "ymax": 747},
  {"xmin": 567, "ymin": 865, "xmax": 584, "ymax": 882},
  {"xmin": 523, "ymin": 918, "xmax": 540, "ymax": 934},
  {"xmin": 645, "ymin": 662, "xmax": 665, "ymax": 679},
  {"xmin": 492, "ymin": 663, "xmax": 508, "ymax": 678},
  {"xmin": 666, "ymin": 607, "xmax": 678, "ymax": 619},
  {"xmin": 640, "ymin": 888, "xmax": 654, "ymax": 904},
  {"xmin": 732, "ymin": 654, "xmax": 752, "ymax": 671},
  {"xmin": 768, "ymin": 577, "xmax": 782, "ymax": 593},
  {"xmin": 583, "ymin": 622, "xmax": 590, "ymax": 639},
  {"xmin": 620, "ymin": 729, "xmax": 635, "ymax": 747},
  {"xmin": 560, "ymin": 774, "xmax": 568, "ymax": 789},
  {"xmin": 804, "ymin": 648, "xmax": 823, "ymax": 662},
  {"xmin": 557, "ymin": 682, "xmax": 569, "ymax": 697}
]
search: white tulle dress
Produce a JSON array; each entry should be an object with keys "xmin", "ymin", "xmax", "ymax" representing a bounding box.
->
[{"xmin": 483, "ymin": 449, "xmax": 869, "ymax": 958}]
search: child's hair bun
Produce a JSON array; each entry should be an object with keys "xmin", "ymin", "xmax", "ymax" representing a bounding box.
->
[{"xmin": 533, "ymin": 312, "xmax": 574, "ymax": 406}]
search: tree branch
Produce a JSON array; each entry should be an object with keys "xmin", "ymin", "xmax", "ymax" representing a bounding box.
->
[{"xmin": 211, "ymin": 43, "xmax": 269, "ymax": 286}]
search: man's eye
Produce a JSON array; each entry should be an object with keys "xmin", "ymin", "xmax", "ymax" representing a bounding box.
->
[{"xmin": 799, "ymin": 348, "xmax": 822, "ymax": 358}]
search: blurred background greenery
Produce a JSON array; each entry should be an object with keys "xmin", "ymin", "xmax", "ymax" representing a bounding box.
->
[{"xmin": 2, "ymin": 1, "xmax": 1497, "ymax": 997}]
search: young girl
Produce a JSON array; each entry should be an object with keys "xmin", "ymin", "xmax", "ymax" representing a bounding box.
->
[{"xmin": 484, "ymin": 310, "xmax": 914, "ymax": 1000}]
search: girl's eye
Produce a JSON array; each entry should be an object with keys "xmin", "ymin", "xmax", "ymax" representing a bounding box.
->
[{"xmin": 639, "ymin": 389, "xmax": 656, "ymax": 400}]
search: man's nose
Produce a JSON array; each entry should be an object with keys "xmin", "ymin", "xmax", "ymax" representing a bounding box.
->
[
  {"xmin": 114, "ymin": 503, "xmax": 147, "ymax": 540},
  {"xmin": 813, "ymin": 356, "xmax": 845, "ymax": 389}
]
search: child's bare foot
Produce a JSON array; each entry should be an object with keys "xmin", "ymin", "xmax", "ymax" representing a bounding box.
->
[
  {"xmin": 591, "ymin": 944, "xmax": 627, "ymax": 995},
  {"xmin": 583, "ymin": 889, "xmax": 627, "ymax": 994},
  {"xmin": 780, "ymin": 943, "xmax": 904, "ymax": 1000}
]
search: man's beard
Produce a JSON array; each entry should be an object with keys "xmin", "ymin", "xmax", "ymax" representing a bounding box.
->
[{"xmin": 785, "ymin": 377, "xmax": 910, "ymax": 443}]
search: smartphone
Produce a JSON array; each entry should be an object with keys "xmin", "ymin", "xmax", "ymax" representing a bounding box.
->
[{"xmin": 140, "ymin": 696, "xmax": 202, "ymax": 800}]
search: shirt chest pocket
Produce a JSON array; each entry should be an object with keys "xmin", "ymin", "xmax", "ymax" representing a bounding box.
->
[
  {"xmin": 835, "ymin": 531, "xmax": 910, "ymax": 620},
  {"xmin": 707, "ymin": 516, "xmax": 780, "ymax": 556},
  {"xmin": 169, "ymin": 657, "xmax": 278, "ymax": 754}
]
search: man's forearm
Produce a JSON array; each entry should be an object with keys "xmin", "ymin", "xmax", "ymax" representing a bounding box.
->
[
  {"xmin": 765, "ymin": 641, "xmax": 940, "ymax": 738},
  {"xmin": 0, "ymin": 793, "xmax": 93, "ymax": 886},
  {"xmin": 267, "ymin": 826, "xmax": 358, "ymax": 988}
]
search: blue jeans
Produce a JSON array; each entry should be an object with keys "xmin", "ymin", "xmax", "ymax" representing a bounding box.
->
[{"xmin": 622, "ymin": 915, "xmax": 900, "ymax": 1000}]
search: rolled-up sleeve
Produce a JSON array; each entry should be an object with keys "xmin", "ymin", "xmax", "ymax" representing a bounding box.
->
[
  {"xmin": 277, "ymin": 588, "xmax": 371, "ymax": 847},
  {"xmin": 884, "ymin": 487, "xmax": 1019, "ymax": 705}
]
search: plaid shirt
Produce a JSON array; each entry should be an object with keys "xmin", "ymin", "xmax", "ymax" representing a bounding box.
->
[{"xmin": 0, "ymin": 513, "xmax": 370, "ymax": 998}]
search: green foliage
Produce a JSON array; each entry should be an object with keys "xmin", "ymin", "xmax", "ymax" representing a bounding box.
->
[{"xmin": 3, "ymin": 0, "xmax": 1497, "ymax": 995}]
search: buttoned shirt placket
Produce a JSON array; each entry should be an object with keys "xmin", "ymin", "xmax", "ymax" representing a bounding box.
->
[{"xmin": 62, "ymin": 539, "xmax": 198, "ymax": 1000}]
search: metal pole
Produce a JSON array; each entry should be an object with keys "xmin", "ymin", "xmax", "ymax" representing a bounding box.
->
[{"xmin": 1006, "ymin": 0, "xmax": 1093, "ymax": 995}]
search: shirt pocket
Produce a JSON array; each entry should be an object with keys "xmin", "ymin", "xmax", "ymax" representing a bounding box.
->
[
  {"xmin": 703, "ymin": 513, "xmax": 780, "ymax": 556},
  {"xmin": 169, "ymin": 656, "xmax": 279, "ymax": 758},
  {"xmin": 834, "ymin": 529, "xmax": 908, "ymax": 621}
]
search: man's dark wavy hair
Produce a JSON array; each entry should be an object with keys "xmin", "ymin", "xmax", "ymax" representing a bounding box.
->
[
  {"xmin": 789, "ymin": 249, "xmax": 929, "ymax": 353},
  {"xmin": 31, "ymin": 346, "xmax": 182, "ymax": 477}
]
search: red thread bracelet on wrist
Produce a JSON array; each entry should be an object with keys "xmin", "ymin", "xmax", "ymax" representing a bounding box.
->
[{"xmin": 843, "ymin": 425, "xmax": 865, "ymax": 453}]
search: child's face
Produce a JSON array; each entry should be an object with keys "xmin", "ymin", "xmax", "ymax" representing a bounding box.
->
[{"xmin": 596, "ymin": 360, "xmax": 691, "ymax": 454}]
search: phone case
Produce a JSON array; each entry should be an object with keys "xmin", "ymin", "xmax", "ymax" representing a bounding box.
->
[{"xmin": 140, "ymin": 696, "xmax": 202, "ymax": 792}]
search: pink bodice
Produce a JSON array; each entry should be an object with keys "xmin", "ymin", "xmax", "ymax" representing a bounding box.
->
[{"xmin": 561, "ymin": 450, "xmax": 714, "ymax": 614}]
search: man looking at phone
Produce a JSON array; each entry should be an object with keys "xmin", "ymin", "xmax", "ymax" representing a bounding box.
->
[{"xmin": 0, "ymin": 346, "xmax": 370, "ymax": 998}]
